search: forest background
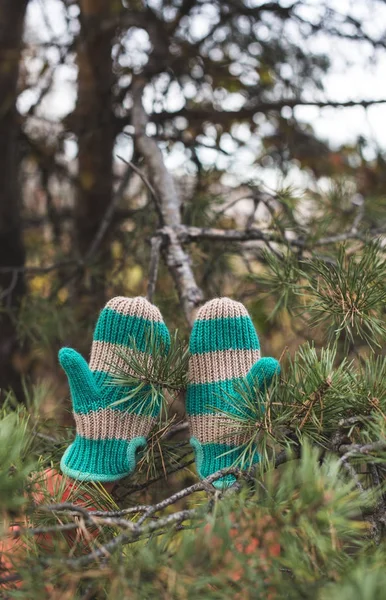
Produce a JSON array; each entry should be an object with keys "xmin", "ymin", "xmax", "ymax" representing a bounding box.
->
[{"xmin": 1, "ymin": 1, "xmax": 386, "ymax": 598}]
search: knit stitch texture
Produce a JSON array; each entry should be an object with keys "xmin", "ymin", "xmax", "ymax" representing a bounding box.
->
[
  {"xmin": 187, "ymin": 298, "xmax": 280, "ymax": 489},
  {"xmin": 60, "ymin": 296, "xmax": 170, "ymax": 482}
]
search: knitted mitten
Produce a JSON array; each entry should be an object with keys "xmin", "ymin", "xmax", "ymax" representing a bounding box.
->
[
  {"xmin": 187, "ymin": 298, "xmax": 280, "ymax": 489},
  {"xmin": 59, "ymin": 296, "xmax": 170, "ymax": 482}
]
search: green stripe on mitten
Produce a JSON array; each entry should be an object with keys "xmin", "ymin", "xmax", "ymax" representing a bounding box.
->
[
  {"xmin": 187, "ymin": 298, "xmax": 280, "ymax": 489},
  {"xmin": 60, "ymin": 297, "xmax": 170, "ymax": 482}
]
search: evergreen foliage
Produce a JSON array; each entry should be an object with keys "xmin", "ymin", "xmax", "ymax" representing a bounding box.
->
[{"xmin": 1, "ymin": 240, "xmax": 386, "ymax": 597}]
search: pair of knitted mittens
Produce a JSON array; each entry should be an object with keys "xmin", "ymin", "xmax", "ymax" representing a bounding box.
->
[{"xmin": 60, "ymin": 297, "xmax": 279, "ymax": 487}]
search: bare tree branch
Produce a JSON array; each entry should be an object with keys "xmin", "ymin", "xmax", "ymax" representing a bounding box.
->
[
  {"xmin": 339, "ymin": 441, "xmax": 386, "ymax": 460},
  {"xmin": 1, "ymin": 223, "xmax": 383, "ymax": 278},
  {"xmin": 117, "ymin": 156, "xmax": 163, "ymax": 219},
  {"xmin": 131, "ymin": 78, "xmax": 203, "ymax": 325},
  {"xmin": 159, "ymin": 224, "xmax": 386, "ymax": 249},
  {"xmin": 139, "ymin": 98, "xmax": 386, "ymax": 128}
]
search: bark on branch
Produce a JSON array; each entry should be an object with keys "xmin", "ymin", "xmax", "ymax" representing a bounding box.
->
[
  {"xmin": 131, "ymin": 78, "xmax": 203, "ymax": 325},
  {"xmin": 157, "ymin": 224, "xmax": 386, "ymax": 249}
]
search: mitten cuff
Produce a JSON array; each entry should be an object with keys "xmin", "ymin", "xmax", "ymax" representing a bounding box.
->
[
  {"xmin": 190, "ymin": 437, "xmax": 259, "ymax": 490},
  {"xmin": 60, "ymin": 436, "xmax": 147, "ymax": 482}
]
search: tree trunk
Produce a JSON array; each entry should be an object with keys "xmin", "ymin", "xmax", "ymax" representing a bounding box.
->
[
  {"xmin": 72, "ymin": 0, "xmax": 119, "ymax": 308},
  {"xmin": 0, "ymin": 0, "xmax": 28, "ymax": 400}
]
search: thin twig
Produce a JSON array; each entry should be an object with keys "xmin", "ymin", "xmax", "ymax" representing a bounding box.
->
[
  {"xmin": 147, "ymin": 236, "xmax": 162, "ymax": 302},
  {"xmin": 117, "ymin": 156, "xmax": 161, "ymax": 215},
  {"xmin": 118, "ymin": 455, "xmax": 195, "ymax": 498},
  {"xmin": 40, "ymin": 467, "xmax": 244, "ymax": 568},
  {"xmin": 0, "ymin": 260, "xmax": 78, "ymax": 274},
  {"xmin": 85, "ymin": 164, "xmax": 133, "ymax": 262},
  {"xmin": 164, "ymin": 421, "xmax": 189, "ymax": 439},
  {"xmin": 339, "ymin": 441, "xmax": 386, "ymax": 460},
  {"xmin": 340, "ymin": 459, "xmax": 366, "ymax": 493}
]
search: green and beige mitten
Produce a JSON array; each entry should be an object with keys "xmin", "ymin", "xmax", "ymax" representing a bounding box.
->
[
  {"xmin": 186, "ymin": 298, "xmax": 280, "ymax": 489},
  {"xmin": 59, "ymin": 296, "xmax": 170, "ymax": 482}
]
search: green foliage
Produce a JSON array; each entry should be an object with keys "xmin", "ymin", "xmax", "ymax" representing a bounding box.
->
[
  {"xmin": 320, "ymin": 560, "xmax": 386, "ymax": 600},
  {"xmin": 257, "ymin": 242, "xmax": 386, "ymax": 349},
  {"xmin": 257, "ymin": 249, "xmax": 300, "ymax": 317},
  {"xmin": 2, "ymin": 239, "xmax": 386, "ymax": 598},
  {"xmin": 3, "ymin": 231, "xmax": 386, "ymax": 599},
  {"xmin": 3, "ymin": 429, "xmax": 385, "ymax": 599},
  {"xmin": 15, "ymin": 296, "xmax": 82, "ymax": 349},
  {"xmin": 111, "ymin": 329, "xmax": 189, "ymax": 418},
  {"xmin": 0, "ymin": 409, "xmax": 35, "ymax": 516},
  {"xmin": 305, "ymin": 243, "xmax": 386, "ymax": 347}
]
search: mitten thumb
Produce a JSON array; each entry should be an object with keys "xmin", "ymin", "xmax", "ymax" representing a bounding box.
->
[
  {"xmin": 245, "ymin": 357, "xmax": 281, "ymax": 394},
  {"xmin": 59, "ymin": 348, "xmax": 100, "ymax": 412}
]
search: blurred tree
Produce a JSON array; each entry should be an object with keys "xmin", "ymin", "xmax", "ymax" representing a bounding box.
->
[
  {"xmin": 71, "ymin": 0, "xmax": 120, "ymax": 307},
  {"xmin": 0, "ymin": 0, "xmax": 29, "ymax": 401}
]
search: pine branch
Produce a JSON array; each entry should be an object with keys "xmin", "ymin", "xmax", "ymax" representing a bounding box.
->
[
  {"xmin": 304, "ymin": 243, "xmax": 386, "ymax": 347},
  {"xmin": 109, "ymin": 329, "xmax": 189, "ymax": 416}
]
